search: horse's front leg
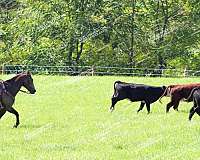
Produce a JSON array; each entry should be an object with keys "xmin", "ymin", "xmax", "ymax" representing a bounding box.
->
[{"xmin": 6, "ymin": 107, "xmax": 19, "ymax": 128}]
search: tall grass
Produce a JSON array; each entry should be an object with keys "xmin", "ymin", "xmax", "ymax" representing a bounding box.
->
[{"xmin": 0, "ymin": 75, "xmax": 200, "ymax": 160}]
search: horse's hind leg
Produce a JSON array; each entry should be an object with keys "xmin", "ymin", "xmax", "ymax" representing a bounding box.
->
[{"xmin": 7, "ymin": 107, "xmax": 19, "ymax": 128}]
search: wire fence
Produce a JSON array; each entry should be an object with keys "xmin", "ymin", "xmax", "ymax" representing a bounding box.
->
[{"xmin": 0, "ymin": 64, "xmax": 200, "ymax": 77}]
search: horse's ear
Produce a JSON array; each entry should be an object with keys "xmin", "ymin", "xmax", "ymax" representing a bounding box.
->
[{"xmin": 26, "ymin": 71, "xmax": 31, "ymax": 75}]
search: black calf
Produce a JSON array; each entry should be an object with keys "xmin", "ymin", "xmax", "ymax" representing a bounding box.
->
[
  {"xmin": 188, "ymin": 88, "xmax": 200, "ymax": 120},
  {"xmin": 110, "ymin": 81, "xmax": 166, "ymax": 113}
]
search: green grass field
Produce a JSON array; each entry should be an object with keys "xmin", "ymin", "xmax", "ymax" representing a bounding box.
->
[{"xmin": 1, "ymin": 75, "xmax": 200, "ymax": 160}]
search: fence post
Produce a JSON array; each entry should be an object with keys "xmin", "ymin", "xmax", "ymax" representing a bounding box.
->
[
  {"xmin": 184, "ymin": 67, "xmax": 187, "ymax": 77},
  {"xmin": 2, "ymin": 63, "xmax": 5, "ymax": 75},
  {"xmin": 91, "ymin": 66, "xmax": 94, "ymax": 76}
]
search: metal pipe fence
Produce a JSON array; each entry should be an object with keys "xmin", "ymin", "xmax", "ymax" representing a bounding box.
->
[{"xmin": 0, "ymin": 64, "xmax": 200, "ymax": 77}]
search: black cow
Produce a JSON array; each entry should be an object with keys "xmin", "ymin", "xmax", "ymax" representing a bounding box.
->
[
  {"xmin": 187, "ymin": 88, "xmax": 200, "ymax": 120},
  {"xmin": 110, "ymin": 81, "xmax": 166, "ymax": 113}
]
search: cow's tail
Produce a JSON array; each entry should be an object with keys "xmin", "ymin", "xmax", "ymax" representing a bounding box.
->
[
  {"xmin": 114, "ymin": 81, "xmax": 122, "ymax": 90},
  {"xmin": 185, "ymin": 87, "xmax": 200, "ymax": 102},
  {"xmin": 159, "ymin": 86, "xmax": 171, "ymax": 104},
  {"xmin": 113, "ymin": 81, "xmax": 122, "ymax": 96}
]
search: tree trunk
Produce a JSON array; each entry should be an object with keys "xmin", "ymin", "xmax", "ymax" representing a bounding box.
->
[
  {"xmin": 67, "ymin": 37, "xmax": 75, "ymax": 66},
  {"xmin": 129, "ymin": 0, "xmax": 136, "ymax": 68},
  {"xmin": 76, "ymin": 41, "xmax": 84, "ymax": 64},
  {"xmin": 154, "ymin": 0, "xmax": 169, "ymax": 67}
]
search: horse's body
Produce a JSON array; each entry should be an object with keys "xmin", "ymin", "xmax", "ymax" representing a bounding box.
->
[{"xmin": 0, "ymin": 72, "xmax": 36, "ymax": 128}]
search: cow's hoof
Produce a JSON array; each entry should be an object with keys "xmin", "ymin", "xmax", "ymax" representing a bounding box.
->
[
  {"xmin": 166, "ymin": 107, "xmax": 171, "ymax": 113},
  {"xmin": 110, "ymin": 107, "xmax": 114, "ymax": 112},
  {"xmin": 173, "ymin": 108, "xmax": 178, "ymax": 111}
]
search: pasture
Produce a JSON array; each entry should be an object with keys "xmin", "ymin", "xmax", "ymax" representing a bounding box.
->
[{"xmin": 1, "ymin": 75, "xmax": 200, "ymax": 160}]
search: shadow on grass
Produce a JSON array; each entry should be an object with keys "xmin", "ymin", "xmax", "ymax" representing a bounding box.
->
[
  {"xmin": 19, "ymin": 124, "xmax": 45, "ymax": 129},
  {"xmin": 177, "ymin": 110, "xmax": 189, "ymax": 114}
]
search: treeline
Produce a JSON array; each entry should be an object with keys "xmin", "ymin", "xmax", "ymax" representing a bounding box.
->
[{"xmin": 0, "ymin": 0, "xmax": 200, "ymax": 70}]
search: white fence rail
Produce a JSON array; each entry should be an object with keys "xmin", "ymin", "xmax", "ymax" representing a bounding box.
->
[{"xmin": 0, "ymin": 64, "xmax": 200, "ymax": 77}]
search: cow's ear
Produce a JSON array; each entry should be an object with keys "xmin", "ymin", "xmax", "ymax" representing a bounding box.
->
[{"xmin": 162, "ymin": 86, "xmax": 166, "ymax": 90}]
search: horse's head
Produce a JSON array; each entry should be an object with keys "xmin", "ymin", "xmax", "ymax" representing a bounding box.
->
[{"xmin": 16, "ymin": 71, "xmax": 36, "ymax": 94}]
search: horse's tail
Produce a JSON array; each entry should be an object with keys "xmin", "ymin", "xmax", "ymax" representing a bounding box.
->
[
  {"xmin": 185, "ymin": 87, "xmax": 200, "ymax": 102},
  {"xmin": 159, "ymin": 86, "xmax": 172, "ymax": 104}
]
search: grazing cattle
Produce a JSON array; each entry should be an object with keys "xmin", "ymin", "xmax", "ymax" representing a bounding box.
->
[
  {"xmin": 185, "ymin": 87, "xmax": 200, "ymax": 120},
  {"xmin": 110, "ymin": 81, "xmax": 166, "ymax": 113},
  {"xmin": 159, "ymin": 83, "xmax": 200, "ymax": 112}
]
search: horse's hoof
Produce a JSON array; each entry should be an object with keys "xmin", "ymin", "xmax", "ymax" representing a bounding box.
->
[{"xmin": 13, "ymin": 124, "xmax": 19, "ymax": 128}]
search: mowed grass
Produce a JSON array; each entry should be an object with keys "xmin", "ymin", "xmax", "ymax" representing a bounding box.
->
[{"xmin": 1, "ymin": 75, "xmax": 200, "ymax": 160}]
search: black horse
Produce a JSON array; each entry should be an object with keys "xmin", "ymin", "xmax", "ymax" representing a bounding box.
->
[{"xmin": 0, "ymin": 71, "xmax": 36, "ymax": 128}]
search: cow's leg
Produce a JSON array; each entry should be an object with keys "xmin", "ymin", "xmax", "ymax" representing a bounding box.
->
[
  {"xmin": 189, "ymin": 101, "xmax": 197, "ymax": 121},
  {"xmin": 0, "ymin": 108, "xmax": 6, "ymax": 119},
  {"xmin": 110, "ymin": 97, "xmax": 118, "ymax": 112},
  {"xmin": 189, "ymin": 106, "xmax": 195, "ymax": 113},
  {"xmin": 0, "ymin": 102, "xmax": 4, "ymax": 109},
  {"xmin": 173, "ymin": 106, "xmax": 179, "ymax": 111},
  {"xmin": 190, "ymin": 107, "xmax": 200, "ymax": 120},
  {"xmin": 145, "ymin": 102, "xmax": 151, "ymax": 114},
  {"xmin": 194, "ymin": 98, "xmax": 200, "ymax": 117},
  {"xmin": 189, "ymin": 98, "xmax": 200, "ymax": 120},
  {"xmin": 195, "ymin": 107, "xmax": 200, "ymax": 116},
  {"xmin": 6, "ymin": 107, "xmax": 19, "ymax": 128},
  {"xmin": 189, "ymin": 108, "xmax": 197, "ymax": 121},
  {"xmin": 166, "ymin": 101, "xmax": 174, "ymax": 113},
  {"xmin": 137, "ymin": 101, "xmax": 145, "ymax": 113},
  {"xmin": 166, "ymin": 94, "xmax": 181, "ymax": 113},
  {"xmin": 172, "ymin": 101, "xmax": 180, "ymax": 112},
  {"xmin": 167, "ymin": 101, "xmax": 180, "ymax": 112}
]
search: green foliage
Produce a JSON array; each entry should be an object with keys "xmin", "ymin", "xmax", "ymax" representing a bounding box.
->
[{"xmin": 0, "ymin": 0, "xmax": 200, "ymax": 70}]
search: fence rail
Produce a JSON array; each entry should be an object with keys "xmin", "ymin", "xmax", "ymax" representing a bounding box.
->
[{"xmin": 0, "ymin": 64, "xmax": 200, "ymax": 77}]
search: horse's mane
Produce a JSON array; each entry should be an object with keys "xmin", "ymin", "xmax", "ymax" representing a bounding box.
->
[{"xmin": 5, "ymin": 73, "xmax": 28, "ymax": 83}]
